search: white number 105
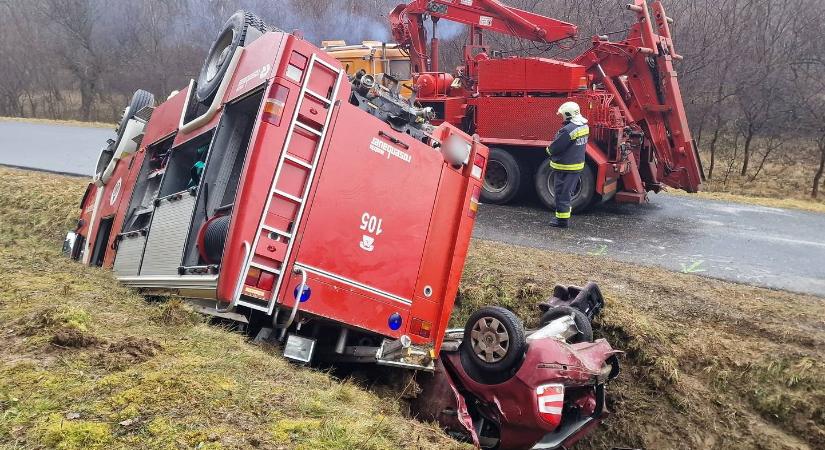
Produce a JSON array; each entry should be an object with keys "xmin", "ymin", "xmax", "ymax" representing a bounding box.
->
[{"xmin": 360, "ymin": 212, "xmax": 383, "ymax": 235}]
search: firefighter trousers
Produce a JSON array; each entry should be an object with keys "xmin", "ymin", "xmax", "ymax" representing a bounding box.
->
[{"xmin": 554, "ymin": 170, "xmax": 581, "ymax": 219}]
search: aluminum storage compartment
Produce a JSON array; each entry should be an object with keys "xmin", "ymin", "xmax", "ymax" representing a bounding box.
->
[{"xmin": 139, "ymin": 193, "xmax": 198, "ymax": 276}]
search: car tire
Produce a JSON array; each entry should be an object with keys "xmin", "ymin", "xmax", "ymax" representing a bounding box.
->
[
  {"xmin": 96, "ymin": 89, "xmax": 155, "ymax": 178},
  {"xmin": 534, "ymin": 160, "xmax": 595, "ymax": 213},
  {"xmin": 480, "ymin": 148, "xmax": 522, "ymax": 204},
  {"xmin": 460, "ymin": 306, "xmax": 526, "ymax": 384},
  {"xmin": 195, "ymin": 10, "xmax": 269, "ymax": 103},
  {"xmin": 540, "ymin": 305, "xmax": 593, "ymax": 343}
]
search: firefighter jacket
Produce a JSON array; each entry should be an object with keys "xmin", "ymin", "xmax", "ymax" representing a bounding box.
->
[{"xmin": 546, "ymin": 120, "xmax": 589, "ymax": 172}]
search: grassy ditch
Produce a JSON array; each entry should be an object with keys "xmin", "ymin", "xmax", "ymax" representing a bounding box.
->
[
  {"xmin": 0, "ymin": 167, "xmax": 464, "ymax": 449},
  {"xmin": 1, "ymin": 166, "xmax": 822, "ymax": 449},
  {"xmin": 457, "ymin": 242, "xmax": 824, "ymax": 450}
]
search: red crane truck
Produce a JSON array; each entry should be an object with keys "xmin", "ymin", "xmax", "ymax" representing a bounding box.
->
[
  {"xmin": 390, "ymin": 0, "xmax": 704, "ymax": 211},
  {"xmin": 63, "ymin": 11, "xmax": 619, "ymax": 449}
]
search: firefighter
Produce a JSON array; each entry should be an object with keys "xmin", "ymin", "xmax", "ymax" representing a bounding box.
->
[{"xmin": 546, "ymin": 101, "xmax": 589, "ymax": 228}]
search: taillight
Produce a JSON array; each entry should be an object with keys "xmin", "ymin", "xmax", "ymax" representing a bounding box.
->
[
  {"xmin": 245, "ymin": 267, "xmax": 261, "ymax": 286},
  {"xmin": 410, "ymin": 317, "xmax": 432, "ymax": 339},
  {"xmin": 257, "ymin": 271, "xmax": 276, "ymax": 291},
  {"xmin": 262, "ymin": 83, "xmax": 289, "ymax": 126},
  {"xmin": 471, "ymin": 153, "xmax": 486, "ymax": 180},
  {"xmin": 578, "ymin": 76, "xmax": 588, "ymax": 90},
  {"xmin": 468, "ymin": 186, "xmax": 481, "ymax": 218},
  {"xmin": 536, "ymin": 384, "xmax": 565, "ymax": 429}
]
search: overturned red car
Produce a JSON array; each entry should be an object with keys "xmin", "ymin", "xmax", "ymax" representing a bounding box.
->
[{"xmin": 63, "ymin": 10, "xmax": 619, "ymax": 449}]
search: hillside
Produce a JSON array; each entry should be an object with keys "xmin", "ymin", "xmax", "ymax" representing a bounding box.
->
[{"xmin": 0, "ymin": 166, "xmax": 823, "ymax": 449}]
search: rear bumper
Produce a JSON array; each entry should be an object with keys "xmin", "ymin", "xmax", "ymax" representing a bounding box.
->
[{"xmin": 531, "ymin": 384, "xmax": 608, "ymax": 450}]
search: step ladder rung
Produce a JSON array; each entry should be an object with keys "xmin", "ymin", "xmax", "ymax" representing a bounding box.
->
[
  {"xmin": 306, "ymin": 89, "xmax": 332, "ymax": 105},
  {"xmin": 294, "ymin": 121, "xmax": 322, "ymax": 136},
  {"xmin": 249, "ymin": 262, "xmax": 281, "ymax": 274},
  {"xmin": 272, "ymin": 189, "xmax": 303, "ymax": 204},
  {"xmin": 283, "ymin": 153, "xmax": 312, "ymax": 169},
  {"xmin": 235, "ymin": 298, "xmax": 270, "ymax": 312},
  {"xmin": 311, "ymin": 57, "xmax": 342, "ymax": 73},
  {"xmin": 262, "ymin": 225, "xmax": 292, "ymax": 238}
]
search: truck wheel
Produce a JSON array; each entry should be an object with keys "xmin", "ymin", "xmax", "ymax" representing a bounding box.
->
[
  {"xmin": 96, "ymin": 89, "xmax": 155, "ymax": 178},
  {"xmin": 540, "ymin": 306, "xmax": 593, "ymax": 343},
  {"xmin": 534, "ymin": 160, "xmax": 595, "ymax": 213},
  {"xmin": 460, "ymin": 306, "xmax": 526, "ymax": 384},
  {"xmin": 196, "ymin": 10, "xmax": 269, "ymax": 103},
  {"xmin": 481, "ymin": 148, "xmax": 521, "ymax": 204}
]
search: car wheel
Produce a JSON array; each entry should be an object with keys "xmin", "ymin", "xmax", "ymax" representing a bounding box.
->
[
  {"xmin": 480, "ymin": 148, "xmax": 522, "ymax": 204},
  {"xmin": 460, "ymin": 306, "xmax": 526, "ymax": 384},
  {"xmin": 196, "ymin": 10, "xmax": 269, "ymax": 103},
  {"xmin": 96, "ymin": 89, "xmax": 155, "ymax": 179},
  {"xmin": 540, "ymin": 305, "xmax": 593, "ymax": 343},
  {"xmin": 534, "ymin": 160, "xmax": 595, "ymax": 213}
]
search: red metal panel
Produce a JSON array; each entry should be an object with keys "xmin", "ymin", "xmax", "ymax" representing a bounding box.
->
[
  {"xmin": 225, "ymin": 32, "xmax": 286, "ymax": 103},
  {"xmin": 292, "ymin": 103, "xmax": 444, "ymax": 302},
  {"xmin": 142, "ymin": 88, "xmax": 187, "ymax": 146},
  {"xmin": 280, "ymin": 272, "xmax": 412, "ymax": 339},
  {"xmin": 472, "ymin": 96, "xmax": 565, "ymax": 141},
  {"xmin": 477, "ymin": 58, "xmax": 585, "ymax": 93},
  {"xmin": 99, "ymin": 152, "xmax": 144, "ymax": 268}
]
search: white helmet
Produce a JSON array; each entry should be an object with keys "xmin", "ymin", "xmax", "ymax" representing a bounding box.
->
[{"xmin": 557, "ymin": 101, "xmax": 581, "ymax": 120}]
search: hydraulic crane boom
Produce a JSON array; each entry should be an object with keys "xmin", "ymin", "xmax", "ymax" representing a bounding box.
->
[
  {"xmin": 388, "ymin": 0, "xmax": 702, "ymax": 209},
  {"xmin": 390, "ymin": 0, "xmax": 577, "ymax": 72}
]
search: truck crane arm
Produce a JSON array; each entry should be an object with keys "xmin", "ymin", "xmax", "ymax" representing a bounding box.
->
[
  {"xmin": 390, "ymin": 0, "xmax": 578, "ymax": 73},
  {"xmin": 573, "ymin": 0, "xmax": 703, "ymax": 192}
]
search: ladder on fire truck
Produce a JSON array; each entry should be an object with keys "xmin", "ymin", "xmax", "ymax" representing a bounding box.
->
[{"xmin": 233, "ymin": 54, "xmax": 344, "ymax": 314}]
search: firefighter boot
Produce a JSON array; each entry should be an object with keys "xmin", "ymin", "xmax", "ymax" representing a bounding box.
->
[{"xmin": 549, "ymin": 217, "xmax": 569, "ymax": 228}]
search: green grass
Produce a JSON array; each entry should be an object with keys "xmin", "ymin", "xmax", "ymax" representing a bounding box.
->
[
  {"xmin": 1, "ymin": 166, "xmax": 823, "ymax": 449},
  {"xmin": 0, "ymin": 167, "xmax": 464, "ymax": 449}
]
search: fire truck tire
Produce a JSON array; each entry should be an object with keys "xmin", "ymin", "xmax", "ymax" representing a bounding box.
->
[
  {"xmin": 534, "ymin": 160, "xmax": 595, "ymax": 213},
  {"xmin": 196, "ymin": 10, "xmax": 269, "ymax": 103},
  {"xmin": 540, "ymin": 305, "xmax": 593, "ymax": 344},
  {"xmin": 96, "ymin": 89, "xmax": 155, "ymax": 178},
  {"xmin": 480, "ymin": 148, "xmax": 522, "ymax": 204},
  {"xmin": 460, "ymin": 306, "xmax": 526, "ymax": 384}
]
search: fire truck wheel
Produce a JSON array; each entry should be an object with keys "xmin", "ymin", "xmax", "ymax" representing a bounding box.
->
[
  {"xmin": 540, "ymin": 305, "xmax": 593, "ymax": 344},
  {"xmin": 460, "ymin": 306, "xmax": 526, "ymax": 384},
  {"xmin": 534, "ymin": 160, "xmax": 595, "ymax": 213},
  {"xmin": 480, "ymin": 148, "xmax": 522, "ymax": 204},
  {"xmin": 96, "ymin": 89, "xmax": 155, "ymax": 178},
  {"xmin": 196, "ymin": 10, "xmax": 269, "ymax": 103}
]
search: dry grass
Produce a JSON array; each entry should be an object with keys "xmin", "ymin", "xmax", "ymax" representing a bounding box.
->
[
  {"xmin": 457, "ymin": 242, "xmax": 825, "ymax": 450},
  {"xmin": 0, "ymin": 167, "xmax": 466, "ymax": 450},
  {"xmin": 695, "ymin": 154, "xmax": 825, "ymax": 213},
  {"xmin": 0, "ymin": 116, "xmax": 114, "ymax": 129},
  {"xmin": 2, "ymin": 166, "xmax": 823, "ymax": 449}
]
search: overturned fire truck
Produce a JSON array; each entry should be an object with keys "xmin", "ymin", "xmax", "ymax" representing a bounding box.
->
[{"xmin": 63, "ymin": 11, "xmax": 619, "ymax": 449}]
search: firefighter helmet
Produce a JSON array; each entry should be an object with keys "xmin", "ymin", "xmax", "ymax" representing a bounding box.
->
[{"xmin": 557, "ymin": 101, "xmax": 582, "ymax": 120}]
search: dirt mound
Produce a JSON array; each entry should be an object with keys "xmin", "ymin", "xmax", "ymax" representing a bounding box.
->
[
  {"xmin": 50, "ymin": 327, "xmax": 101, "ymax": 348},
  {"xmin": 106, "ymin": 336, "xmax": 162, "ymax": 363}
]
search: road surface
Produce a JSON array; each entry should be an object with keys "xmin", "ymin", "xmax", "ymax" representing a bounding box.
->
[
  {"xmin": 2, "ymin": 119, "xmax": 824, "ymax": 297},
  {"xmin": 476, "ymin": 197, "xmax": 825, "ymax": 297},
  {"xmin": 0, "ymin": 120, "xmax": 112, "ymax": 176}
]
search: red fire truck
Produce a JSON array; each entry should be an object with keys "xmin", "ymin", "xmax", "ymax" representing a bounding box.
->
[
  {"xmin": 390, "ymin": 0, "xmax": 703, "ymax": 211},
  {"xmin": 63, "ymin": 11, "xmax": 619, "ymax": 449}
]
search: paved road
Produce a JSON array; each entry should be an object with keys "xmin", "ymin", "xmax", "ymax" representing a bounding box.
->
[
  {"xmin": 476, "ymin": 197, "xmax": 825, "ymax": 297},
  {"xmin": 2, "ymin": 119, "xmax": 823, "ymax": 297},
  {"xmin": 0, "ymin": 120, "xmax": 113, "ymax": 176}
]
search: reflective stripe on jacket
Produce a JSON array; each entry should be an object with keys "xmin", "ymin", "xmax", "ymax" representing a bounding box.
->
[{"xmin": 546, "ymin": 121, "xmax": 588, "ymax": 172}]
